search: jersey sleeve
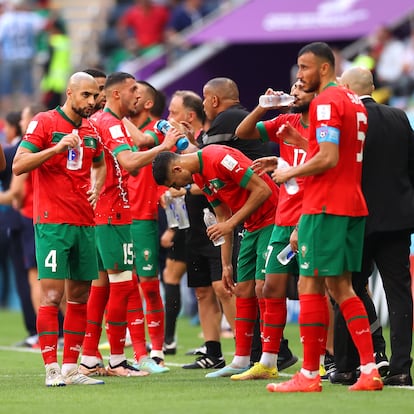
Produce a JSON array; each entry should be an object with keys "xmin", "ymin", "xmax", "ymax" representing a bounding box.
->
[
  {"xmin": 20, "ymin": 113, "xmax": 50, "ymax": 152},
  {"xmin": 209, "ymin": 148, "xmax": 254, "ymax": 189}
]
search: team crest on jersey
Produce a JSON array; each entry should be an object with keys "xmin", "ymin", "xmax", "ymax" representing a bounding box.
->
[
  {"xmin": 208, "ymin": 178, "xmax": 225, "ymax": 192},
  {"xmin": 26, "ymin": 120, "xmax": 38, "ymax": 134},
  {"xmin": 316, "ymin": 104, "xmax": 331, "ymax": 121},
  {"xmin": 202, "ymin": 185, "xmax": 213, "ymax": 195},
  {"xmin": 220, "ymin": 154, "xmax": 238, "ymax": 171}
]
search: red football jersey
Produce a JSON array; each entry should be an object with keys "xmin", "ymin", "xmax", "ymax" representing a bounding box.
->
[
  {"xmin": 128, "ymin": 118, "xmax": 164, "ymax": 220},
  {"xmin": 258, "ymin": 113, "xmax": 308, "ymax": 226},
  {"xmin": 19, "ymin": 107, "xmax": 103, "ymax": 225},
  {"xmin": 303, "ymin": 85, "xmax": 368, "ymax": 216},
  {"xmin": 193, "ymin": 145, "xmax": 278, "ymax": 232},
  {"xmin": 20, "ymin": 171, "xmax": 34, "ymax": 219},
  {"xmin": 92, "ymin": 109, "xmax": 133, "ymax": 225}
]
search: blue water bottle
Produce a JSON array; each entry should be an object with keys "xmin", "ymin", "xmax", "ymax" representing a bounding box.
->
[{"xmin": 155, "ymin": 119, "xmax": 189, "ymax": 151}]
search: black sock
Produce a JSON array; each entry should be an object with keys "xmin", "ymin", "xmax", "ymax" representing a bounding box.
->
[
  {"xmin": 205, "ymin": 340, "xmax": 222, "ymax": 358},
  {"xmin": 163, "ymin": 283, "xmax": 181, "ymax": 344}
]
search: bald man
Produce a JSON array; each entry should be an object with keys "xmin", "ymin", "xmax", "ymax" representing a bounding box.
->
[
  {"xmin": 201, "ymin": 77, "xmax": 274, "ymax": 365},
  {"xmin": 13, "ymin": 72, "xmax": 107, "ymax": 387},
  {"xmin": 336, "ymin": 66, "xmax": 414, "ymax": 387},
  {"xmin": 201, "ymin": 77, "xmax": 272, "ymax": 160}
]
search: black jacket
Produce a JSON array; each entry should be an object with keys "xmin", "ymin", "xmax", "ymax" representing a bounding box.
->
[{"xmin": 361, "ymin": 97, "xmax": 414, "ymax": 235}]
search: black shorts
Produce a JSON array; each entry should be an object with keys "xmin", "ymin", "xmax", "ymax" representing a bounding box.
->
[
  {"xmin": 166, "ymin": 228, "xmax": 187, "ymax": 262},
  {"xmin": 186, "ymin": 245, "xmax": 222, "ymax": 288}
]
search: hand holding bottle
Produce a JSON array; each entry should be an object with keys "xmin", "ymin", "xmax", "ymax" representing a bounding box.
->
[
  {"xmin": 259, "ymin": 88, "xmax": 295, "ymax": 109},
  {"xmin": 203, "ymin": 208, "xmax": 225, "ymax": 246},
  {"xmin": 66, "ymin": 129, "xmax": 83, "ymax": 170},
  {"xmin": 155, "ymin": 119, "xmax": 189, "ymax": 151},
  {"xmin": 275, "ymin": 158, "xmax": 299, "ymax": 195}
]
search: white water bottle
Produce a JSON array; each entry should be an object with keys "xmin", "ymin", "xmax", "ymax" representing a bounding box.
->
[
  {"xmin": 164, "ymin": 191, "xmax": 179, "ymax": 228},
  {"xmin": 277, "ymin": 157, "xmax": 299, "ymax": 195},
  {"xmin": 66, "ymin": 129, "xmax": 83, "ymax": 170},
  {"xmin": 174, "ymin": 195, "xmax": 190, "ymax": 229},
  {"xmin": 203, "ymin": 208, "xmax": 225, "ymax": 246},
  {"xmin": 259, "ymin": 93, "xmax": 295, "ymax": 108},
  {"xmin": 277, "ymin": 244, "xmax": 296, "ymax": 265}
]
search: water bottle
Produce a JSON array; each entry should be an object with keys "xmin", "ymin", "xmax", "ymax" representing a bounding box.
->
[
  {"xmin": 66, "ymin": 129, "xmax": 83, "ymax": 170},
  {"xmin": 154, "ymin": 119, "xmax": 189, "ymax": 151},
  {"xmin": 259, "ymin": 93, "xmax": 295, "ymax": 108},
  {"xmin": 173, "ymin": 195, "xmax": 190, "ymax": 229},
  {"xmin": 277, "ymin": 157, "xmax": 299, "ymax": 195},
  {"xmin": 277, "ymin": 244, "xmax": 296, "ymax": 265},
  {"xmin": 203, "ymin": 208, "xmax": 225, "ymax": 246},
  {"xmin": 164, "ymin": 191, "xmax": 179, "ymax": 228}
]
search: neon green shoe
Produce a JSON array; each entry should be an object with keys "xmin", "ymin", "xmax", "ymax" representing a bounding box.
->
[{"xmin": 231, "ymin": 362, "xmax": 278, "ymax": 381}]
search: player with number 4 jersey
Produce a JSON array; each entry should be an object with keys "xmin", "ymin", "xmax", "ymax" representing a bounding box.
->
[{"xmin": 12, "ymin": 72, "xmax": 107, "ymax": 387}]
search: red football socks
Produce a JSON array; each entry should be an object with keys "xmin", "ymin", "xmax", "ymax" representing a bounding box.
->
[
  {"xmin": 234, "ymin": 296, "xmax": 258, "ymax": 356},
  {"xmin": 262, "ymin": 298, "xmax": 287, "ymax": 354}
]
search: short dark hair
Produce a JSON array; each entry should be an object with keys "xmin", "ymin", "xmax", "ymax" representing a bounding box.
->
[
  {"xmin": 151, "ymin": 89, "xmax": 167, "ymax": 118},
  {"xmin": 137, "ymin": 80, "xmax": 157, "ymax": 102},
  {"xmin": 6, "ymin": 111, "xmax": 22, "ymax": 137},
  {"xmin": 298, "ymin": 42, "xmax": 335, "ymax": 67},
  {"xmin": 104, "ymin": 72, "xmax": 135, "ymax": 89},
  {"xmin": 83, "ymin": 68, "xmax": 107, "ymax": 79},
  {"xmin": 152, "ymin": 151, "xmax": 178, "ymax": 185}
]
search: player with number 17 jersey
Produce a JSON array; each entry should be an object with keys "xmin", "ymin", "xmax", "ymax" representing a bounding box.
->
[
  {"xmin": 303, "ymin": 85, "xmax": 368, "ymax": 217},
  {"xmin": 19, "ymin": 107, "xmax": 103, "ymax": 225},
  {"xmin": 257, "ymin": 113, "xmax": 307, "ymax": 226}
]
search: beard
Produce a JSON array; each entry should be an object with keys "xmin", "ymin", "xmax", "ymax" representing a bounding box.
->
[
  {"xmin": 291, "ymin": 102, "xmax": 310, "ymax": 114},
  {"xmin": 72, "ymin": 104, "xmax": 93, "ymax": 118}
]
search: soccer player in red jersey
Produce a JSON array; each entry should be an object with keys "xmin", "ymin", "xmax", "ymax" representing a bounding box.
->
[
  {"xmin": 12, "ymin": 72, "xmax": 107, "ymax": 387},
  {"xmin": 127, "ymin": 81, "xmax": 168, "ymax": 368},
  {"xmin": 152, "ymin": 144, "xmax": 279, "ymax": 378},
  {"xmin": 82, "ymin": 72, "xmax": 179, "ymax": 377},
  {"xmin": 230, "ymin": 81, "xmax": 314, "ymax": 381},
  {"xmin": 268, "ymin": 42, "xmax": 383, "ymax": 392}
]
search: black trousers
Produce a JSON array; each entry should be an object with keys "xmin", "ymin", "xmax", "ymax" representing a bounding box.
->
[
  {"xmin": 334, "ymin": 230, "xmax": 413, "ymax": 375},
  {"xmin": 9, "ymin": 228, "xmax": 37, "ymax": 337}
]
